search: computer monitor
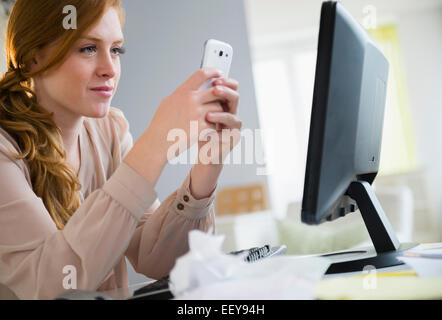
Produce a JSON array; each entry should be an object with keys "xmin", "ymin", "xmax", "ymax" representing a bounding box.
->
[{"xmin": 301, "ymin": 1, "xmax": 416, "ymax": 274}]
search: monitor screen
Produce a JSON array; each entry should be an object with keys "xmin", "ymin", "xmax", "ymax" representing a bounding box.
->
[{"xmin": 301, "ymin": 1, "xmax": 389, "ymax": 225}]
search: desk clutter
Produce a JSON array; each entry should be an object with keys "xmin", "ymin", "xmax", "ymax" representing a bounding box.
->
[
  {"xmin": 54, "ymin": 240, "xmax": 442, "ymax": 300},
  {"xmin": 167, "ymin": 230, "xmax": 329, "ymax": 300},
  {"xmin": 316, "ymin": 275, "xmax": 442, "ymax": 300},
  {"xmin": 130, "ymin": 244, "xmax": 287, "ymax": 300},
  {"xmin": 132, "ymin": 241, "xmax": 442, "ymax": 300},
  {"xmin": 317, "ymin": 242, "xmax": 442, "ymax": 300},
  {"xmin": 397, "ymin": 243, "xmax": 442, "ymax": 277}
]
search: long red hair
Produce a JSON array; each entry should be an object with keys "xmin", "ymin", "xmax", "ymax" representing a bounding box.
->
[{"xmin": 0, "ymin": 0, "xmax": 125, "ymax": 229}]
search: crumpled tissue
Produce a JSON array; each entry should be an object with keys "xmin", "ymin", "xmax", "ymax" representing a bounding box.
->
[{"xmin": 169, "ymin": 229, "xmax": 330, "ymax": 300}]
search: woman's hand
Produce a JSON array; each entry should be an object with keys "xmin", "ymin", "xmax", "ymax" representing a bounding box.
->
[
  {"xmin": 188, "ymin": 77, "xmax": 241, "ymax": 199},
  {"xmin": 125, "ymin": 67, "xmax": 236, "ymax": 190},
  {"xmin": 144, "ymin": 67, "xmax": 225, "ymax": 164},
  {"xmin": 197, "ymin": 77, "xmax": 242, "ymax": 164}
]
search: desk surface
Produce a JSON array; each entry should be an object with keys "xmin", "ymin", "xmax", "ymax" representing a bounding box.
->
[{"xmin": 2, "ymin": 243, "xmax": 441, "ymax": 300}]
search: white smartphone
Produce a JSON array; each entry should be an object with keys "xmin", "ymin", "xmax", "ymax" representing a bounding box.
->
[{"xmin": 199, "ymin": 39, "xmax": 233, "ymax": 91}]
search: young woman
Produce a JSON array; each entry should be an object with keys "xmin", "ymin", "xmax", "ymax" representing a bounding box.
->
[{"xmin": 0, "ymin": 0, "xmax": 241, "ymax": 299}]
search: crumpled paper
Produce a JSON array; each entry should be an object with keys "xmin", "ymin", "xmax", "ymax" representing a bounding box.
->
[{"xmin": 169, "ymin": 229, "xmax": 330, "ymax": 299}]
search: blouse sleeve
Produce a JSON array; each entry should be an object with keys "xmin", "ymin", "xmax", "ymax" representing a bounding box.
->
[
  {"xmin": 107, "ymin": 108, "xmax": 218, "ymax": 280},
  {"xmin": 124, "ymin": 167, "xmax": 217, "ymax": 280},
  {"xmin": 0, "ymin": 139, "xmax": 158, "ymax": 300}
]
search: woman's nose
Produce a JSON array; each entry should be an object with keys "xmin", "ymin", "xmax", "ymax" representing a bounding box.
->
[{"xmin": 96, "ymin": 52, "xmax": 116, "ymax": 78}]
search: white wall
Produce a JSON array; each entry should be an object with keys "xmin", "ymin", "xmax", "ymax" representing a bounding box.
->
[{"xmin": 245, "ymin": 0, "xmax": 442, "ymax": 240}]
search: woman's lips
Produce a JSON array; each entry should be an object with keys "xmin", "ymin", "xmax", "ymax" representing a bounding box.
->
[{"xmin": 90, "ymin": 87, "xmax": 113, "ymax": 98}]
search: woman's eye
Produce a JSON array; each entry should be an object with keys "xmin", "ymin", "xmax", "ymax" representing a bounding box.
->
[
  {"xmin": 80, "ymin": 46, "xmax": 96, "ymax": 54},
  {"xmin": 79, "ymin": 45, "xmax": 125, "ymax": 56},
  {"xmin": 112, "ymin": 47, "xmax": 126, "ymax": 55}
]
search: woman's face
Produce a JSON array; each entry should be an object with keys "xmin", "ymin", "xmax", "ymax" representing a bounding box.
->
[{"xmin": 34, "ymin": 7, "xmax": 124, "ymax": 119}]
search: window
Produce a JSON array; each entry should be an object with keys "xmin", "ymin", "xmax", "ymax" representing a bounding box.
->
[
  {"xmin": 252, "ymin": 34, "xmax": 317, "ymax": 219},
  {"xmin": 369, "ymin": 25, "xmax": 418, "ymax": 175}
]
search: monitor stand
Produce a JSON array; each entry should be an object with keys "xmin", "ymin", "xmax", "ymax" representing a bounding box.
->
[{"xmin": 323, "ymin": 180, "xmax": 418, "ymax": 275}]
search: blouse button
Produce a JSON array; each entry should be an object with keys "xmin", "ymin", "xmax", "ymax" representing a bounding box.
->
[
  {"xmin": 183, "ymin": 195, "xmax": 189, "ymax": 202},
  {"xmin": 177, "ymin": 203, "xmax": 185, "ymax": 210}
]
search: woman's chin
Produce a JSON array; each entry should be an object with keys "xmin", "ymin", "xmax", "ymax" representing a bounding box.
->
[{"xmin": 87, "ymin": 103, "xmax": 110, "ymax": 118}]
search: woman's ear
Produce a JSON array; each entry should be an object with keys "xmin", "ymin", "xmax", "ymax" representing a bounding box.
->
[
  {"xmin": 29, "ymin": 53, "xmax": 44, "ymax": 73},
  {"xmin": 28, "ymin": 59, "xmax": 37, "ymax": 74},
  {"xmin": 30, "ymin": 44, "xmax": 57, "ymax": 74}
]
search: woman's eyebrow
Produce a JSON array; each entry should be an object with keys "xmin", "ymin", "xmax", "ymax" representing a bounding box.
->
[{"xmin": 80, "ymin": 36, "xmax": 124, "ymax": 44}]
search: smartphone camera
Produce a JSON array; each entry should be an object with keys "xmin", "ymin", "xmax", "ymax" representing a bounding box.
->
[{"xmin": 219, "ymin": 50, "xmax": 224, "ymax": 57}]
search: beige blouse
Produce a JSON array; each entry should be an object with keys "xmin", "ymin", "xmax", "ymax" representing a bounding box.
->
[{"xmin": 0, "ymin": 107, "xmax": 216, "ymax": 300}]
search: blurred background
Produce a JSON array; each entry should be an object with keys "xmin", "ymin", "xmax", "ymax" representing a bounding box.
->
[
  {"xmin": 1, "ymin": 0, "xmax": 441, "ymax": 286},
  {"xmin": 243, "ymin": 0, "xmax": 442, "ymax": 248}
]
